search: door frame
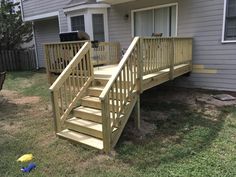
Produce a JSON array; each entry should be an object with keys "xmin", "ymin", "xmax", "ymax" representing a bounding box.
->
[{"xmin": 131, "ymin": 3, "xmax": 178, "ymax": 37}]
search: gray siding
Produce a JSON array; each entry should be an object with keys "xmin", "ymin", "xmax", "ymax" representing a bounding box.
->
[
  {"xmin": 108, "ymin": 0, "xmax": 236, "ymax": 91},
  {"xmin": 22, "ymin": 0, "xmax": 69, "ymax": 32},
  {"xmin": 22, "ymin": 0, "xmax": 96, "ymax": 32},
  {"xmin": 34, "ymin": 18, "xmax": 60, "ymax": 67}
]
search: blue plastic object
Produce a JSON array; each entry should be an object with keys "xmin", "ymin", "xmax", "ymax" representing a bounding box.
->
[{"xmin": 21, "ymin": 163, "xmax": 36, "ymax": 173}]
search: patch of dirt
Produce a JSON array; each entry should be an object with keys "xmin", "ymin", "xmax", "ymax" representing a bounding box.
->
[
  {"xmin": 1, "ymin": 90, "xmax": 40, "ymax": 105},
  {"xmin": 120, "ymin": 87, "xmax": 236, "ymax": 145},
  {"xmin": 0, "ymin": 121, "xmax": 23, "ymax": 135},
  {"xmin": 196, "ymin": 95, "xmax": 236, "ymax": 107}
]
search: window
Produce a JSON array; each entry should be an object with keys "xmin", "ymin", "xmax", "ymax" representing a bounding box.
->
[
  {"xmin": 133, "ymin": 4, "xmax": 177, "ymax": 37},
  {"xmin": 92, "ymin": 14, "xmax": 105, "ymax": 41},
  {"xmin": 66, "ymin": 5, "xmax": 109, "ymax": 41},
  {"xmin": 71, "ymin": 15, "xmax": 85, "ymax": 31},
  {"xmin": 223, "ymin": 0, "xmax": 236, "ymax": 41}
]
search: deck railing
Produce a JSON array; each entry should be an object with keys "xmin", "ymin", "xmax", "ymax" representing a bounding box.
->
[
  {"xmin": 49, "ymin": 42, "xmax": 93, "ymax": 132},
  {"xmin": 99, "ymin": 37, "xmax": 141, "ymax": 152},
  {"xmin": 91, "ymin": 42, "xmax": 121, "ymax": 65},
  {"xmin": 100, "ymin": 37, "xmax": 192, "ymax": 152},
  {"xmin": 44, "ymin": 41, "xmax": 120, "ymax": 73},
  {"xmin": 142, "ymin": 37, "xmax": 192, "ymax": 76}
]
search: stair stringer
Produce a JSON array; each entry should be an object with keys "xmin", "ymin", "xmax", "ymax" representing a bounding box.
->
[{"xmin": 111, "ymin": 92, "xmax": 139, "ymax": 148}]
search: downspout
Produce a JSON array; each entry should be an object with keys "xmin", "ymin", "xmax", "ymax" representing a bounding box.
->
[
  {"xmin": 32, "ymin": 22, "xmax": 39, "ymax": 69},
  {"xmin": 20, "ymin": 0, "xmax": 39, "ymax": 69},
  {"xmin": 20, "ymin": 0, "xmax": 24, "ymax": 21}
]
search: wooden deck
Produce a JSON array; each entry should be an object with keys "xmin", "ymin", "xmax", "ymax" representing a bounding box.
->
[
  {"xmin": 94, "ymin": 63, "xmax": 191, "ymax": 91},
  {"xmin": 45, "ymin": 37, "xmax": 193, "ymax": 153}
]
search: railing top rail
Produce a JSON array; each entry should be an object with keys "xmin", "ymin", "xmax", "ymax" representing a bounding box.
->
[
  {"xmin": 141, "ymin": 37, "xmax": 193, "ymax": 40},
  {"xmin": 44, "ymin": 41, "xmax": 120, "ymax": 46},
  {"xmin": 99, "ymin": 37, "xmax": 140, "ymax": 100},
  {"xmin": 44, "ymin": 40, "xmax": 88, "ymax": 45},
  {"xmin": 49, "ymin": 42, "xmax": 90, "ymax": 92}
]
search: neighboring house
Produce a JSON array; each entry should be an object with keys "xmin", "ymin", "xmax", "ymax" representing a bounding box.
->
[{"xmin": 20, "ymin": 0, "xmax": 236, "ymax": 91}]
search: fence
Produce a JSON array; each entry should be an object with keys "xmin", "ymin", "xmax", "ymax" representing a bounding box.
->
[{"xmin": 0, "ymin": 49, "xmax": 37, "ymax": 72}]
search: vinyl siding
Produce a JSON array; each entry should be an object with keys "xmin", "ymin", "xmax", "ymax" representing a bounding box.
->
[
  {"xmin": 108, "ymin": 0, "xmax": 236, "ymax": 91},
  {"xmin": 22, "ymin": 0, "xmax": 69, "ymax": 32},
  {"xmin": 34, "ymin": 18, "xmax": 60, "ymax": 67}
]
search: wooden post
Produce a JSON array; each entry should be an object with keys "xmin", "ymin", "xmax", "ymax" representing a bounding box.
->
[
  {"xmin": 169, "ymin": 38, "xmax": 175, "ymax": 80},
  {"xmin": 137, "ymin": 38, "xmax": 143, "ymax": 93},
  {"xmin": 134, "ymin": 95, "xmax": 141, "ymax": 130},
  {"xmin": 189, "ymin": 39, "xmax": 193, "ymax": 71},
  {"xmin": 101, "ymin": 96, "xmax": 111, "ymax": 154},
  {"xmin": 44, "ymin": 45, "xmax": 53, "ymax": 84},
  {"xmin": 51, "ymin": 91, "xmax": 62, "ymax": 133}
]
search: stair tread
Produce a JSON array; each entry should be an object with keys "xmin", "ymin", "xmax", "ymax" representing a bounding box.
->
[
  {"xmin": 74, "ymin": 106, "xmax": 124, "ymax": 119},
  {"xmin": 67, "ymin": 117, "xmax": 118, "ymax": 132},
  {"xmin": 82, "ymin": 96, "xmax": 100, "ymax": 102},
  {"xmin": 57, "ymin": 129, "xmax": 103, "ymax": 150},
  {"xmin": 67, "ymin": 117, "xmax": 103, "ymax": 132},
  {"xmin": 74, "ymin": 106, "xmax": 102, "ymax": 116},
  {"xmin": 89, "ymin": 86, "xmax": 104, "ymax": 91}
]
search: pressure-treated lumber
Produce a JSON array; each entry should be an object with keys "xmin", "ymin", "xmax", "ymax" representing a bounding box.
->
[
  {"xmin": 57, "ymin": 129, "xmax": 104, "ymax": 150},
  {"xmin": 47, "ymin": 37, "xmax": 193, "ymax": 153}
]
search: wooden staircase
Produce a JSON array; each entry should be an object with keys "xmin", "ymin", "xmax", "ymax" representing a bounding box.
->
[
  {"xmin": 57, "ymin": 76, "xmax": 118, "ymax": 150},
  {"xmin": 47, "ymin": 37, "xmax": 193, "ymax": 153}
]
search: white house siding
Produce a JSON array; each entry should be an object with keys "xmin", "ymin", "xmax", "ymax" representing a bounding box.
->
[
  {"xmin": 108, "ymin": 0, "xmax": 236, "ymax": 91},
  {"xmin": 34, "ymin": 18, "xmax": 60, "ymax": 67}
]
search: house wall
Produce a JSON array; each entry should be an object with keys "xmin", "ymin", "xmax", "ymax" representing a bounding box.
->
[
  {"xmin": 108, "ymin": 0, "xmax": 236, "ymax": 91},
  {"xmin": 22, "ymin": 0, "xmax": 69, "ymax": 32},
  {"xmin": 34, "ymin": 18, "xmax": 60, "ymax": 67}
]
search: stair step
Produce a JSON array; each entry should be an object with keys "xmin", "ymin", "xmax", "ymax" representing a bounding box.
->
[
  {"xmin": 57, "ymin": 129, "xmax": 103, "ymax": 150},
  {"xmin": 73, "ymin": 105, "xmax": 124, "ymax": 121},
  {"xmin": 88, "ymin": 86, "xmax": 104, "ymax": 97},
  {"xmin": 65, "ymin": 117, "xmax": 103, "ymax": 139},
  {"xmin": 81, "ymin": 96, "xmax": 101, "ymax": 109},
  {"xmin": 81, "ymin": 96, "xmax": 124, "ymax": 110},
  {"xmin": 73, "ymin": 106, "xmax": 102, "ymax": 123},
  {"xmin": 94, "ymin": 77, "xmax": 109, "ymax": 86}
]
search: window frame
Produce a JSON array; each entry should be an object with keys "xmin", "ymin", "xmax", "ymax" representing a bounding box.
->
[
  {"xmin": 131, "ymin": 3, "xmax": 178, "ymax": 37},
  {"xmin": 70, "ymin": 15, "xmax": 85, "ymax": 32},
  {"xmin": 222, "ymin": 0, "xmax": 236, "ymax": 43},
  {"xmin": 92, "ymin": 13, "xmax": 105, "ymax": 41}
]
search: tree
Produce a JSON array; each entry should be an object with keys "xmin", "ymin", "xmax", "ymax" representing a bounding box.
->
[{"xmin": 0, "ymin": 0, "xmax": 32, "ymax": 50}]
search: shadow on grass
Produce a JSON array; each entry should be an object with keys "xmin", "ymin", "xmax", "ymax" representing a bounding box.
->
[{"xmin": 115, "ymin": 86, "xmax": 227, "ymax": 171}]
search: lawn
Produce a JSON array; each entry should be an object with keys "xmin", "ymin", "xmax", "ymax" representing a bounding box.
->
[{"xmin": 0, "ymin": 71, "xmax": 236, "ymax": 177}]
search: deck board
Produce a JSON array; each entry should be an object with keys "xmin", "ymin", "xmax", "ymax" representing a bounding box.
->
[{"xmin": 94, "ymin": 63, "xmax": 191, "ymax": 92}]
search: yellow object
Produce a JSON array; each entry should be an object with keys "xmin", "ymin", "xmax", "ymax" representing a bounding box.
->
[{"xmin": 17, "ymin": 154, "xmax": 33, "ymax": 162}]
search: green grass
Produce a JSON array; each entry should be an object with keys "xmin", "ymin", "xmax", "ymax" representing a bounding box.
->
[
  {"xmin": 3, "ymin": 71, "xmax": 50, "ymax": 101},
  {"xmin": 1, "ymin": 71, "xmax": 236, "ymax": 177}
]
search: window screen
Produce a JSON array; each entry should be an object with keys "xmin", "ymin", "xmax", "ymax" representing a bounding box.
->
[
  {"xmin": 225, "ymin": 0, "xmax": 236, "ymax": 40},
  {"xmin": 92, "ymin": 14, "xmax": 105, "ymax": 41},
  {"xmin": 71, "ymin": 15, "xmax": 85, "ymax": 31}
]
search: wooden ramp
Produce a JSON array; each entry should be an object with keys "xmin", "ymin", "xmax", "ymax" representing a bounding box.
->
[{"xmin": 47, "ymin": 37, "xmax": 193, "ymax": 153}]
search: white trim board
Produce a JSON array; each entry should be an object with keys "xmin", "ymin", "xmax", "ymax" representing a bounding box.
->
[
  {"xmin": 64, "ymin": 4, "xmax": 110, "ymax": 13},
  {"xmin": 24, "ymin": 11, "xmax": 59, "ymax": 21},
  {"xmin": 222, "ymin": 0, "xmax": 236, "ymax": 43},
  {"xmin": 131, "ymin": 3, "xmax": 178, "ymax": 37}
]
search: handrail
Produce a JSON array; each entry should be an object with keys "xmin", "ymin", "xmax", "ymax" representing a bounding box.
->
[
  {"xmin": 99, "ymin": 37, "xmax": 140, "ymax": 153},
  {"xmin": 50, "ymin": 42, "xmax": 94, "ymax": 133},
  {"xmin": 99, "ymin": 37, "xmax": 140, "ymax": 100}
]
